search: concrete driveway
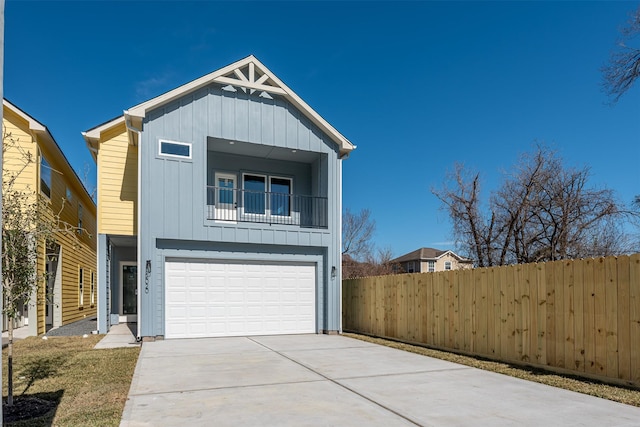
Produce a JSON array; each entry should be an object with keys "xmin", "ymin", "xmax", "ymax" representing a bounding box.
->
[{"xmin": 121, "ymin": 334, "xmax": 640, "ymax": 426}]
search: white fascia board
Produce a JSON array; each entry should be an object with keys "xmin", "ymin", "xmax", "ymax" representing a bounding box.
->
[
  {"xmin": 3, "ymin": 99, "xmax": 46, "ymax": 132},
  {"xmin": 82, "ymin": 115, "xmax": 126, "ymax": 141}
]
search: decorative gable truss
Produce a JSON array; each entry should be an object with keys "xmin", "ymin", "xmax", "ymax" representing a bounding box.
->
[{"xmin": 215, "ymin": 62, "xmax": 284, "ymax": 99}]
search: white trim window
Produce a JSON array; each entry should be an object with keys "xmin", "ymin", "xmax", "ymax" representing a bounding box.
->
[
  {"xmin": 242, "ymin": 173, "xmax": 267, "ymax": 215},
  {"xmin": 90, "ymin": 271, "xmax": 95, "ymax": 305},
  {"xmin": 445, "ymin": 261, "xmax": 452, "ymax": 271},
  {"xmin": 270, "ymin": 176, "xmax": 292, "ymax": 217},
  {"xmin": 78, "ymin": 267, "xmax": 84, "ymax": 306},
  {"xmin": 78, "ymin": 203, "xmax": 83, "ymax": 235},
  {"xmin": 428, "ymin": 261, "xmax": 435, "ymax": 272},
  {"xmin": 158, "ymin": 139, "xmax": 192, "ymax": 159},
  {"xmin": 40, "ymin": 155, "xmax": 52, "ymax": 198}
]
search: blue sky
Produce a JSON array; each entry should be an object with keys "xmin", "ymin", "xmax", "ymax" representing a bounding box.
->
[{"xmin": 5, "ymin": 1, "xmax": 639, "ymax": 258}]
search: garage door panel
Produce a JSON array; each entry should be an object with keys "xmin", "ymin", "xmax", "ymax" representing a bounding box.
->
[{"xmin": 165, "ymin": 259, "xmax": 316, "ymax": 339}]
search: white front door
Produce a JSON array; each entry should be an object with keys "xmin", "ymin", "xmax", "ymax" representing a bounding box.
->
[
  {"xmin": 214, "ymin": 173, "xmax": 236, "ymax": 221},
  {"xmin": 164, "ymin": 259, "xmax": 316, "ymax": 339}
]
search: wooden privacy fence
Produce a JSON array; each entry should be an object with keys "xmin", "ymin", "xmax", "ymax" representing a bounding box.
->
[{"xmin": 342, "ymin": 254, "xmax": 640, "ymax": 387}]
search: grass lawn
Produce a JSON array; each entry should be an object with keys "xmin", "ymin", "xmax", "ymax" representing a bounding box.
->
[
  {"xmin": 2, "ymin": 335, "xmax": 140, "ymax": 426},
  {"xmin": 345, "ymin": 333, "xmax": 640, "ymax": 407}
]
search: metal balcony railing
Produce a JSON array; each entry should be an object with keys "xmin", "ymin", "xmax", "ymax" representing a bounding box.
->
[{"xmin": 206, "ymin": 186, "xmax": 328, "ymax": 228}]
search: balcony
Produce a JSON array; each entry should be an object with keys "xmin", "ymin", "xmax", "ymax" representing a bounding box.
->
[{"xmin": 207, "ymin": 186, "xmax": 328, "ymax": 228}]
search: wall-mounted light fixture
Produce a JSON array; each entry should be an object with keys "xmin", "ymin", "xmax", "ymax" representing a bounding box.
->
[{"xmin": 331, "ymin": 266, "xmax": 336, "ymax": 280}]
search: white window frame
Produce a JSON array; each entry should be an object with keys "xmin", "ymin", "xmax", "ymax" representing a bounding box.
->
[
  {"xmin": 213, "ymin": 172, "xmax": 237, "ymax": 221},
  {"xmin": 78, "ymin": 267, "xmax": 84, "ymax": 307},
  {"xmin": 241, "ymin": 173, "xmax": 268, "ymax": 218},
  {"xmin": 90, "ymin": 271, "xmax": 95, "ymax": 305},
  {"xmin": 40, "ymin": 154, "xmax": 52, "ymax": 199},
  {"xmin": 78, "ymin": 203, "xmax": 83, "ymax": 235},
  {"xmin": 269, "ymin": 175, "xmax": 293, "ymax": 218},
  {"xmin": 158, "ymin": 139, "xmax": 192, "ymax": 159},
  {"xmin": 428, "ymin": 261, "xmax": 435, "ymax": 272},
  {"xmin": 445, "ymin": 261, "xmax": 452, "ymax": 271}
]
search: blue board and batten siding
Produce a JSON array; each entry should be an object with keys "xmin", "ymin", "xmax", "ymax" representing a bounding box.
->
[{"xmin": 138, "ymin": 84, "xmax": 343, "ymax": 337}]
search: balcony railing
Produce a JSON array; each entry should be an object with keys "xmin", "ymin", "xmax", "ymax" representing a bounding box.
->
[{"xmin": 206, "ymin": 186, "xmax": 328, "ymax": 228}]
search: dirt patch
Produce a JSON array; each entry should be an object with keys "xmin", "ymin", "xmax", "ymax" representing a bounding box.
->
[{"xmin": 3, "ymin": 396, "xmax": 57, "ymax": 423}]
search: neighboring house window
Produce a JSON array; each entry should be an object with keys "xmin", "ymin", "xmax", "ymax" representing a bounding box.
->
[
  {"xmin": 78, "ymin": 267, "xmax": 84, "ymax": 306},
  {"xmin": 90, "ymin": 271, "xmax": 95, "ymax": 305},
  {"xmin": 159, "ymin": 139, "xmax": 192, "ymax": 159},
  {"xmin": 243, "ymin": 174, "xmax": 266, "ymax": 214},
  {"xmin": 407, "ymin": 261, "xmax": 415, "ymax": 273},
  {"xmin": 40, "ymin": 155, "xmax": 52, "ymax": 198},
  {"xmin": 445, "ymin": 261, "xmax": 452, "ymax": 271},
  {"xmin": 428, "ymin": 261, "xmax": 435, "ymax": 272},
  {"xmin": 78, "ymin": 203, "xmax": 83, "ymax": 235},
  {"xmin": 270, "ymin": 177, "xmax": 292, "ymax": 217}
]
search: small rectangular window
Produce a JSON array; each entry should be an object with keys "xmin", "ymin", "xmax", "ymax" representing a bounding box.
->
[
  {"xmin": 40, "ymin": 155, "xmax": 52, "ymax": 198},
  {"xmin": 79, "ymin": 267, "xmax": 84, "ymax": 306},
  {"xmin": 66, "ymin": 187, "xmax": 73, "ymax": 204},
  {"xmin": 445, "ymin": 261, "xmax": 452, "ymax": 271},
  {"xmin": 78, "ymin": 203, "xmax": 83, "ymax": 235},
  {"xmin": 159, "ymin": 140, "xmax": 192, "ymax": 159},
  {"xmin": 90, "ymin": 271, "xmax": 95, "ymax": 305},
  {"xmin": 428, "ymin": 261, "xmax": 435, "ymax": 272}
]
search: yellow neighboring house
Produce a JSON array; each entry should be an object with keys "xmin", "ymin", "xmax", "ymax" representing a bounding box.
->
[{"xmin": 2, "ymin": 99, "xmax": 97, "ymax": 336}]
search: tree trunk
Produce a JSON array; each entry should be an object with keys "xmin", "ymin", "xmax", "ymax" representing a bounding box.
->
[{"xmin": 7, "ymin": 317, "xmax": 13, "ymax": 406}]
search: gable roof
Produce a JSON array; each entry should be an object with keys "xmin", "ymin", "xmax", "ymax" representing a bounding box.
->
[
  {"xmin": 3, "ymin": 99, "xmax": 96, "ymax": 209},
  {"xmin": 83, "ymin": 55, "xmax": 356, "ymax": 157},
  {"xmin": 391, "ymin": 247, "xmax": 472, "ymax": 264}
]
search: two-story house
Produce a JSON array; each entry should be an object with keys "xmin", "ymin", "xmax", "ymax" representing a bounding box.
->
[
  {"xmin": 3, "ymin": 99, "xmax": 97, "ymax": 336},
  {"xmin": 83, "ymin": 56, "xmax": 355, "ymax": 340},
  {"xmin": 392, "ymin": 247, "xmax": 473, "ymax": 273}
]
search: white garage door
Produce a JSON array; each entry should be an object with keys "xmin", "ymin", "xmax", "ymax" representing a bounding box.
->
[{"xmin": 165, "ymin": 259, "xmax": 316, "ymax": 339}]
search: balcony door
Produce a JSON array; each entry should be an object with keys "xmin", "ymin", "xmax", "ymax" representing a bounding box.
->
[{"xmin": 215, "ymin": 173, "xmax": 237, "ymax": 221}]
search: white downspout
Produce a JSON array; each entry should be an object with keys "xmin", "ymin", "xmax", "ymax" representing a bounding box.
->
[{"xmin": 124, "ymin": 112, "xmax": 142, "ymax": 341}]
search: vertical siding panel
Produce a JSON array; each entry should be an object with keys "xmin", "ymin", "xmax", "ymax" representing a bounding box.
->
[
  {"xmin": 298, "ymin": 117, "xmax": 311, "ymax": 151},
  {"xmin": 234, "ymin": 92, "xmax": 249, "ymax": 142},
  {"xmin": 616, "ymin": 256, "xmax": 631, "ymax": 381},
  {"xmin": 261, "ymin": 97, "xmax": 275, "ymax": 145},
  {"xmin": 209, "ymin": 86, "xmax": 223, "ymax": 136},
  {"xmin": 286, "ymin": 105, "xmax": 298, "ymax": 149},
  {"xmin": 221, "ymin": 92, "xmax": 235, "ymax": 140},
  {"xmin": 178, "ymin": 164, "xmax": 193, "ymax": 240},
  {"xmin": 248, "ymin": 94, "xmax": 262, "ymax": 143},
  {"xmin": 163, "ymin": 161, "xmax": 180, "ymax": 238},
  {"xmin": 273, "ymin": 98, "xmax": 286, "ymax": 145},
  {"xmin": 605, "ymin": 256, "xmax": 619, "ymax": 379},
  {"xmin": 179, "ymin": 96, "xmax": 194, "ymax": 142}
]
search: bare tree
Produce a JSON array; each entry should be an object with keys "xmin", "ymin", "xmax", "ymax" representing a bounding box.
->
[
  {"xmin": 603, "ymin": 6, "xmax": 640, "ymax": 103},
  {"xmin": 342, "ymin": 246, "xmax": 399, "ymax": 279},
  {"xmin": 433, "ymin": 145, "xmax": 628, "ymax": 266},
  {"xmin": 342, "ymin": 208, "xmax": 375, "ymax": 261},
  {"xmin": 2, "ymin": 132, "xmax": 87, "ymax": 406}
]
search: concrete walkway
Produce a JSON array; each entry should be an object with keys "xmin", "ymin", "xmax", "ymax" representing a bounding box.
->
[
  {"xmin": 120, "ymin": 334, "xmax": 640, "ymax": 427},
  {"xmin": 95, "ymin": 323, "xmax": 139, "ymax": 349}
]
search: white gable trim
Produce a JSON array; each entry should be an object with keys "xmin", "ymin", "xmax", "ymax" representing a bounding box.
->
[{"xmin": 110, "ymin": 55, "xmax": 353, "ymax": 155}]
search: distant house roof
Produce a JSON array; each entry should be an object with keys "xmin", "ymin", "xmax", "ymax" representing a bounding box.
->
[
  {"xmin": 83, "ymin": 55, "xmax": 356, "ymax": 159},
  {"xmin": 391, "ymin": 247, "xmax": 472, "ymax": 264}
]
